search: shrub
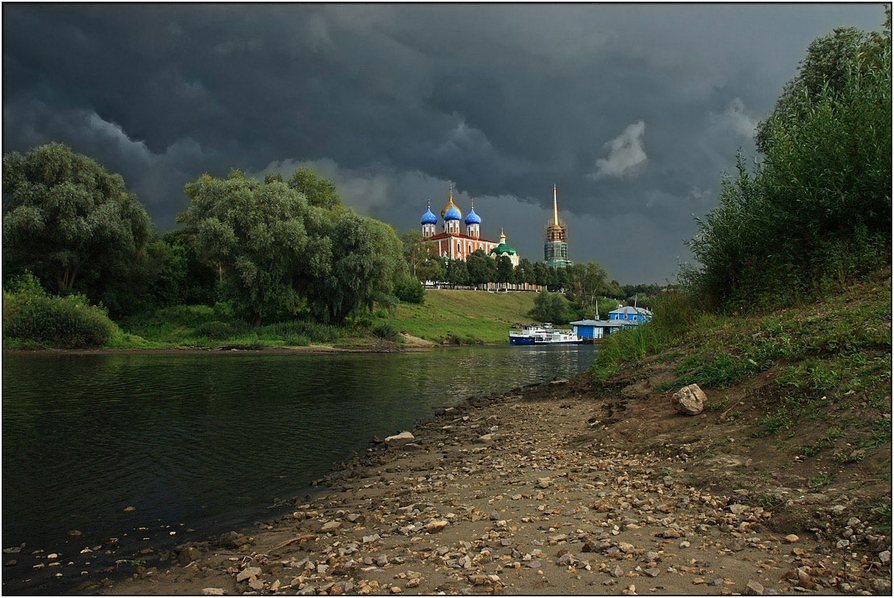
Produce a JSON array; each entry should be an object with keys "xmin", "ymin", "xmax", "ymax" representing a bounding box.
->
[
  {"xmin": 194, "ymin": 320, "xmax": 253, "ymax": 340},
  {"xmin": 371, "ymin": 323, "xmax": 399, "ymax": 341},
  {"xmin": 395, "ymin": 278, "xmax": 425, "ymax": 304},
  {"xmin": 263, "ymin": 320, "xmax": 340, "ymax": 343},
  {"xmin": 3, "ymin": 273, "xmax": 118, "ymax": 348}
]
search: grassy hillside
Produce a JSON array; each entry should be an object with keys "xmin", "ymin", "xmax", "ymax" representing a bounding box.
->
[
  {"xmin": 375, "ymin": 289, "xmax": 539, "ymax": 344},
  {"xmin": 586, "ymin": 269, "xmax": 891, "ymax": 535}
]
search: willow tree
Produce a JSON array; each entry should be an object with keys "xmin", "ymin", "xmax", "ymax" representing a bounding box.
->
[
  {"xmin": 177, "ymin": 171, "xmax": 311, "ymax": 326},
  {"xmin": 2, "ymin": 143, "xmax": 151, "ymax": 302}
]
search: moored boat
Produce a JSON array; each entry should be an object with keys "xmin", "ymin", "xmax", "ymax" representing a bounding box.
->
[{"xmin": 509, "ymin": 324, "xmax": 580, "ymax": 345}]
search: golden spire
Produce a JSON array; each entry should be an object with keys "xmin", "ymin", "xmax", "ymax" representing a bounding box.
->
[{"xmin": 553, "ymin": 184, "xmax": 559, "ymax": 226}]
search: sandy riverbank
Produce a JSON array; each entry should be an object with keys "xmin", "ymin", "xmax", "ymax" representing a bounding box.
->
[{"xmin": 91, "ymin": 374, "xmax": 890, "ymax": 596}]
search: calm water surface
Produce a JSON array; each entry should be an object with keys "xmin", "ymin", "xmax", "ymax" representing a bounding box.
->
[{"xmin": 3, "ymin": 344, "xmax": 597, "ymax": 587}]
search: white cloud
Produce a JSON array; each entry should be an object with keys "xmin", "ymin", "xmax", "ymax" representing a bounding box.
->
[
  {"xmin": 590, "ymin": 120, "xmax": 648, "ymax": 180},
  {"xmin": 710, "ymin": 98, "xmax": 759, "ymax": 139}
]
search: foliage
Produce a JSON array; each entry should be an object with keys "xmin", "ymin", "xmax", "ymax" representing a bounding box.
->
[
  {"xmin": 371, "ymin": 323, "xmax": 399, "ymax": 341},
  {"xmin": 591, "ymin": 324, "xmax": 668, "ymax": 381},
  {"xmin": 193, "ymin": 320, "xmax": 254, "ymax": 341},
  {"xmin": 683, "ymin": 13, "xmax": 891, "ymax": 309},
  {"xmin": 2, "ymin": 142, "xmax": 152, "ymax": 307},
  {"xmin": 597, "ymin": 298, "xmax": 620, "ymax": 320},
  {"xmin": 302, "ymin": 211, "xmax": 406, "ymax": 324},
  {"xmin": 287, "ymin": 167, "xmax": 342, "ymax": 209},
  {"xmin": 528, "ymin": 290, "xmax": 574, "ymax": 324},
  {"xmin": 567, "ymin": 262, "xmax": 608, "ymax": 317},
  {"xmin": 178, "ymin": 171, "xmax": 311, "ymax": 326},
  {"xmin": 444, "ymin": 258, "xmax": 469, "ymax": 287},
  {"xmin": 3, "ymin": 272, "xmax": 118, "ymax": 348},
  {"xmin": 495, "ymin": 255, "xmax": 516, "ymax": 284},
  {"xmin": 395, "ymin": 277, "xmax": 425, "ymax": 304},
  {"xmin": 466, "ymin": 249, "xmax": 497, "ymax": 287}
]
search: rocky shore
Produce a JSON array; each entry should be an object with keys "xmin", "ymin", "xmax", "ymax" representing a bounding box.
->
[{"xmin": 92, "ymin": 374, "xmax": 891, "ymax": 596}]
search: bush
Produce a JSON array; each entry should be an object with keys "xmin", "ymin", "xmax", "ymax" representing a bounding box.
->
[
  {"xmin": 194, "ymin": 320, "xmax": 253, "ymax": 340},
  {"xmin": 528, "ymin": 290, "xmax": 574, "ymax": 324},
  {"xmin": 371, "ymin": 323, "xmax": 399, "ymax": 341},
  {"xmin": 684, "ymin": 20, "xmax": 891, "ymax": 310},
  {"xmin": 395, "ymin": 278, "xmax": 425, "ymax": 304},
  {"xmin": 3, "ymin": 273, "xmax": 118, "ymax": 348},
  {"xmin": 263, "ymin": 320, "xmax": 340, "ymax": 343}
]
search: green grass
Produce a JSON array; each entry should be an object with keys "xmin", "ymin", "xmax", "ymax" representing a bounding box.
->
[
  {"xmin": 373, "ymin": 289, "xmax": 539, "ymax": 344},
  {"xmin": 105, "ymin": 289, "xmax": 539, "ymax": 348},
  {"xmin": 589, "ymin": 269, "xmax": 891, "ymax": 483}
]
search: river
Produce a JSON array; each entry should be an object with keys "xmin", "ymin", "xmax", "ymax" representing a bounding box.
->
[{"xmin": 2, "ymin": 344, "xmax": 598, "ymax": 593}]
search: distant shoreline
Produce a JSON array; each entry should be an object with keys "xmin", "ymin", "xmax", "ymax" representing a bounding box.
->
[{"xmin": 1, "ymin": 334, "xmax": 443, "ymax": 356}]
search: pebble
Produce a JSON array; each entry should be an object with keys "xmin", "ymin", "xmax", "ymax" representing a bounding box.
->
[{"xmin": 87, "ymin": 390, "xmax": 890, "ymax": 597}]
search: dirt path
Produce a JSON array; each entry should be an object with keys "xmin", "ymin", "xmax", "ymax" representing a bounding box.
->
[{"xmin": 95, "ymin": 378, "xmax": 890, "ymax": 596}]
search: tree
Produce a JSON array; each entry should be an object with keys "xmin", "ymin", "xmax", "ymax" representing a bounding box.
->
[
  {"xmin": 416, "ymin": 255, "xmax": 447, "ymax": 283},
  {"xmin": 299, "ymin": 212, "xmax": 407, "ymax": 324},
  {"xmin": 288, "ymin": 168, "xmax": 341, "ymax": 209},
  {"xmin": 496, "ymin": 255, "xmax": 516, "ymax": 284},
  {"xmin": 364, "ymin": 218, "xmax": 409, "ymax": 310},
  {"xmin": 445, "ymin": 258, "xmax": 469, "ymax": 288},
  {"xmin": 567, "ymin": 262, "xmax": 607, "ymax": 316},
  {"xmin": 548, "ymin": 265, "xmax": 570, "ymax": 292},
  {"xmin": 532, "ymin": 262, "xmax": 552, "ymax": 287},
  {"xmin": 402, "ymin": 230, "xmax": 435, "ymax": 280},
  {"xmin": 466, "ymin": 249, "xmax": 496, "ymax": 287},
  {"xmin": 685, "ymin": 10, "xmax": 891, "ymax": 308},
  {"xmin": 3, "ymin": 143, "xmax": 152, "ymax": 304},
  {"xmin": 528, "ymin": 290, "xmax": 574, "ymax": 324},
  {"xmin": 177, "ymin": 171, "xmax": 310, "ymax": 326},
  {"xmin": 516, "ymin": 258, "xmax": 535, "ymax": 285}
]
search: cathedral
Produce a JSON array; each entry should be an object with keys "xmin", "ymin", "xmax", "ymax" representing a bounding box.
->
[{"xmin": 421, "ymin": 188, "xmax": 519, "ymax": 266}]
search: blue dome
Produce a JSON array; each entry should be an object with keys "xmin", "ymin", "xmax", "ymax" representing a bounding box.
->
[
  {"xmin": 465, "ymin": 208, "xmax": 481, "ymax": 225},
  {"xmin": 442, "ymin": 199, "xmax": 462, "ymax": 221},
  {"xmin": 421, "ymin": 208, "xmax": 438, "ymax": 225}
]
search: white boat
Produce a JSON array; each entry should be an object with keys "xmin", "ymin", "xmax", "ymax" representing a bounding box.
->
[{"xmin": 509, "ymin": 324, "xmax": 580, "ymax": 345}]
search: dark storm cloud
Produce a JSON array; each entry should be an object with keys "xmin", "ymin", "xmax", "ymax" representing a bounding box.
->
[{"xmin": 2, "ymin": 3, "xmax": 884, "ymax": 282}]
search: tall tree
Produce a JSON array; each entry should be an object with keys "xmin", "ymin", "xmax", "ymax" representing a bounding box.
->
[
  {"xmin": 466, "ymin": 249, "xmax": 497, "ymax": 287},
  {"xmin": 528, "ymin": 290, "xmax": 574, "ymax": 324},
  {"xmin": 402, "ymin": 230, "xmax": 433, "ymax": 280},
  {"xmin": 496, "ymin": 255, "xmax": 516, "ymax": 284},
  {"xmin": 178, "ymin": 172, "xmax": 310, "ymax": 326},
  {"xmin": 288, "ymin": 168, "xmax": 342, "ymax": 209},
  {"xmin": 445, "ymin": 258, "xmax": 469, "ymax": 288},
  {"xmin": 568, "ymin": 262, "xmax": 607, "ymax": 317},
  {"xmin": 3, "ymin": 143, "xmax": 151, "ymax": 303},
  {"xmin": 685, "ymin": 10, "xmax": 891, "ymax": 308},
  {"xmin": 516, "ymin": 258, "xmax": 535, "ymax": 285}
]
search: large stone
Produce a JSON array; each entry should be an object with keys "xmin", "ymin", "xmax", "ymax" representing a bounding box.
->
[
  {"xmin": 384, "ymin": 432, "xmax": 415, "ymax": 446},
  {"xmin": 672, "ymin": 384, "xmax": 706, "ymax": 416},
  {"xmin": 236, "ymin": 566, "xmax": 262, "ymax": 583}
]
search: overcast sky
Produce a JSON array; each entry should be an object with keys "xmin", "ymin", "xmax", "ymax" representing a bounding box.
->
[{"xmin": 2, "ymin": 3, "xmax": 884, "ymax": 284}]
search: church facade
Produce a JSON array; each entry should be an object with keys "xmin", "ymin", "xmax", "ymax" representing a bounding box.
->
[{"xmin": 421, "ymin": 189, "xmax": 519, "ymax": 265}]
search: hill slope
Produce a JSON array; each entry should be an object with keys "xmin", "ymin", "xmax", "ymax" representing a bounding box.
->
[
  {"xmin": 378, "ymin": 289, "xmax": 539, "ymax": 344},
  {"xmin": 582, "ymin": 270, "xmax": 891, "ymax": 562}
]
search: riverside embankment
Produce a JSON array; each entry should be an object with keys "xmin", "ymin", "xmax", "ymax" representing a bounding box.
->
[{"xmin": 95, "ymin": 375, "xmax": 891, "ymax": 596}]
